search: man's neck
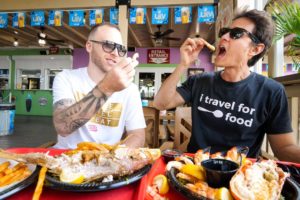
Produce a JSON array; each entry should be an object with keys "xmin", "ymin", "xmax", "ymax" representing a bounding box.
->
[
  {"xmin": 221, "ymin": 67, "xmax": 251, "ymax": 82},
  {"xmin": 87, "ymin": 63, "xmax": 106, "ymax": 84}
]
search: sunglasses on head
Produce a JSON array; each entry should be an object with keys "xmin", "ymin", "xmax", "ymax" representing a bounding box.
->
[
  {"xmin": 218, "ymin": 27, "xmax": 260, "ymax": 44},
  {"xmin": 89, "ymin": 40, "xmax": 127, "ymax": 57}
]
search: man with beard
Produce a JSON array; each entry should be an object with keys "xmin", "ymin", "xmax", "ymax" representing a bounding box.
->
[
  {"xmin": 52, "ymin": 24, "xmax": 145, "ymax": 149},
  {"xmin": 153, "ymin": 9, "xmax": 300, "ymax": 162}
]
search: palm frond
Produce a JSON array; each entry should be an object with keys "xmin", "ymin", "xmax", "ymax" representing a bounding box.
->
[{"xmin": 269, "ymin": 0, "xmax": 300, "ymax": 71}]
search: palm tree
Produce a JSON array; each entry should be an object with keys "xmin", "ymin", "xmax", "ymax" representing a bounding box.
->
[{"xmin": 268, "ymin": 0, "xmax": 300, "ymax": 72}]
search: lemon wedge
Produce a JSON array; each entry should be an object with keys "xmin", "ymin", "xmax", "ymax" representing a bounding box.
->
[
  {"xmin": 153, "ymin": 174, "xmax": 169, "ymax": 195},
  {"xmin": 215, "ymin": 187, "xmax": 233, "ymax": 200},
  {"xmin": 180, "ymin": 164, "xmax": 205, "ymax": 181},
  {"xmin": 59, "ymin": 170, "xmax": 85, "ymax": 184},
  {"xmin": 144, "ymin": 148, "xmax": 161, "ymax": 160}
]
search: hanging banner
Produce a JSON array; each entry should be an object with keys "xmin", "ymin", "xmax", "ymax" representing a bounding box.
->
[
  {"xmin": 129, "ymin": 7, "xmax": 146, "ymax": 24},
  {"xmin": 49, "ymin": 10, "xmax": 63, "ymax": 26},
  {"xmin": 110, "ymin": 8, "xmax": 118, "ymax": 25},
  {"xmin": 69, "ymin": 10, "xmax": 85, "ymax": 26},
  {"xmin": 147, "ymin": 49, "xmax": 170, "ymax": 64},
  {"xmin": 0, "ymin": 13, "xmax": 8, "ymax": 28},
  {"xmin": 12, "ymin": 12, "xmax": 25, "ymax": 28},
  {"xmin": 31, "ymin": 10, "xmax": 45, "ymax": 26},
  {"xmin": 174, "ymin": 6, "xmax": 192, "ymax": 24},
  {"xmin": 90, "ymin": 9, "xmax": 104, "ymax": 26},
  {"xmin": 198, "ymin": 5, "xmax": 215, "ymax": 23},
  {"xmin": 152, "ymin": 7, "xmax": 169, "ymax": 24}
]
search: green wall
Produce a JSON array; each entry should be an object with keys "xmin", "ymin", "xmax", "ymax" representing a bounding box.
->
[
  {"xmin": 13, "ymin": 90, "xmax": 53, "ymax": 116},
  {"xmin": 0, "ymin": 49, "xmax": 69, "ymax": 116}
]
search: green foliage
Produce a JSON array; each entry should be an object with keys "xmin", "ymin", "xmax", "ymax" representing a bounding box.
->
[{"xmin": 270, "ymin": 0, "xmax": 300, "ymax": 71}]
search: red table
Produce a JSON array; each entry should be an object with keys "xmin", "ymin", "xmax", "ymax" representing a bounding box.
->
[
  {"xmin": 5, "ymin": 148, "xmax": 147, "ymax": 200},
  {"xmin": 5, "ymin": 148, "xmax": 300, "ymax": 200}
]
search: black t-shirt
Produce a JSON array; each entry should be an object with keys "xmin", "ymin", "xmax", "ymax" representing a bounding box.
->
[{"xmin": 177, "ymin": 71, "xmax": 292, "ymax": 158}]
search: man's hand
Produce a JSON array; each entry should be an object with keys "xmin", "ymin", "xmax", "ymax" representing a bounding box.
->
[
  {"xmin": 98, "ymin": 53, "xmax": 139, "ymax": 96},
  {"xmin": 180, "ymin": 38, "xmax": 205, "ymax": 68}
]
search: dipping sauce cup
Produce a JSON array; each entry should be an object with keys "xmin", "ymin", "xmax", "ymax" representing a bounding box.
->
[
  {"xmin": 201, "ymin": 158, "xmax": 239, "ymax": 188},
  {"xmin": 162, "ymin": 149, "xmax": 182, "ymax": 163}
]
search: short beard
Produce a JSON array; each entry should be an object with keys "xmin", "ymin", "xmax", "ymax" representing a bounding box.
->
[{"xmin": 90, "ymin": 48, "xmax": 106, "ymax": 73}]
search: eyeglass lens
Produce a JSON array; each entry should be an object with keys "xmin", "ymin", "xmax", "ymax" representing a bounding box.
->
[
  {"xmin": 102, "ymin": 42, "xmax": 127, "ymax": 57},
  {"xmin": 219, "ymin": 28, "xmax": 259, "ymax": 43},
  {"xmin": 219, "ymin": 28, "xmax": 244, "ymax": 39}
]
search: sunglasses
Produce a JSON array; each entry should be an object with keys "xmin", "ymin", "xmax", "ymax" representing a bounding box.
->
[
  {"xmin": 89, "ymin": 40, "xmax": 127, "ymax": 57},
  {"xmin": 218, "ymin": 27, "xmax": 260, "ymax": 44}
]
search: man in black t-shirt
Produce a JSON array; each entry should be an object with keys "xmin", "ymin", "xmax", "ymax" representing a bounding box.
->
[{"xmin": 154, "ymin": 9, "xmax": 300, "ymax": 162}]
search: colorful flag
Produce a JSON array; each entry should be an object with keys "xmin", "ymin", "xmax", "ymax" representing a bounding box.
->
[
  {"xmin": 13, "ymin": 12, "xmax": 25, "ymax": 28},
  {"xmin": 110, "ymin": 8, "xmax": 118, "ymax": 25},
  {"xmin": 152, "ymin": 7, "xmax": 169, "ymax": 24},
  {"xmin": 49, "ymin": 10, "xmax": 63, "ymax": 26},
  {"xmin": 0, "ymin": 13, "xmax": 8, "ymax": 28},
  {"xmin": 129, "ymin": 7, "xmax": 146, "ymax": 24},
  {"xmin": 174, "ymin": 6, "xmax": 192, "ymax": 24},
  {"xmin": 31, "ymin": 10, "xmax": 45, "ymax": 26},
  {"xmin": 90, "ymin": 9, "xmax": 104, "ymax": 26},
  {"xmin": 69, "ymin": 10, "xmax": 85, "ymax": 26},
  {"xmin": 198, "ymin": 5, "xmax": 215, "ymax": 23}
]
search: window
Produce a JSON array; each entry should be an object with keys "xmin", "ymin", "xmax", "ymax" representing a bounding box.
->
[
  {"xmin": 18, "ymin": 69, "xmax": 41, "ymax": 90},
  {"xmin": 139, "ymin": 72, "xmax": 155, "ymax": 100},
  {"xmin": 47, "ymin": 69, "xmax": 62, "ymax": 89},
  {"xmin": 0, "ymin": 69, "xmax": 9, "ymax": 89}
]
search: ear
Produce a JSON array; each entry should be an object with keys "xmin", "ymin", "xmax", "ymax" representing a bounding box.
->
[
  {"xmin": 249, "ymin": 43, "xmax": 265, "ymax": 57},
  {"xmin": 86, "ymin": 41, "xmax": 92, "ymax": 53}
]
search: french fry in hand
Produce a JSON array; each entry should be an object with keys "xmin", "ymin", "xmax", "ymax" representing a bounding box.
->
[
  {"xmin": 32, "ymin": 166, "xmax": 47, "ymax": 200},
  {"xmin": 203, "ymin": 40, "xmax": 215, "ymax": 52}
]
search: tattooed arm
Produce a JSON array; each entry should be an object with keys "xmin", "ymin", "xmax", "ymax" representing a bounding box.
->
[
  {"xmin": 53, "ymin": 54, "xmax": 139, "ymax": 137},
  {"xmin": 53, "ymin": 85, "xmax": 107, "ymax": 136}
]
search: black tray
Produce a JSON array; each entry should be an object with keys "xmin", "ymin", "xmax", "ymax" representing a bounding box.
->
[
  {"xmin": 0, "ymin": 165, "xmax": 39, "ymax": 199},
  {"xmin": 167, "ymin": 167, "xmax": 300, "ymax": 200},
  {"xmin": 277, "ymin": 163, "xmax": 300, "ymax": 186},
  {"xmin": 45, "ymin": 164, "xmax": 152, "ymax": 192}
]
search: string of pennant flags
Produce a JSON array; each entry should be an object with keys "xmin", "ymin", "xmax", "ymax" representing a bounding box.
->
[{"xmin": 0, "ymin": 5, "xmax": 215, "ymax": 28}]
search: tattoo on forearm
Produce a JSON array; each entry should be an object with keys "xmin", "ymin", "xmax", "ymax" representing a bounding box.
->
[
  {"xmin": 53, "ymin": 86, "xmax": 108, "ymax": 135},
  {"xmin": 70, "ymin": 119, "xmax": 88, "ymax": 132}
]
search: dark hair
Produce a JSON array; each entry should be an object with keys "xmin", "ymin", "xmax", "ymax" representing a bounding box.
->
[
  {"xmin": 233, "ymin": 9, "xmax": 275, "ymax": 67},
  {"xmin": 88, "ymin": 23, "xmax": 120, "ymax": 40}
]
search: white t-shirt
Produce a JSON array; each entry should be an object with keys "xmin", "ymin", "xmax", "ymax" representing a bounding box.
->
[{"xmin": 52, "ymin": 67, "xmax": 146, "ymax": 149}]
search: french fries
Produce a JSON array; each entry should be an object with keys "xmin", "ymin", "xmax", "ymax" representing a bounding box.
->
[
  {"xmin": 0, "ymin": 161, "xmax": 10, "ymax": 172},
  {"xmin": 32, "ymin": 166, "xmax": 47, "ymax": 200},
  {"xmin": 0, "ymin": 161, "xmax": 31, "ymax": 188},
  {"xmin": 203, "ymin": 40, "xmax": 215, "ymax": 52},
  {"xmin": 76, "ymin": 142, "xmax": 110, "ymax": 152}
]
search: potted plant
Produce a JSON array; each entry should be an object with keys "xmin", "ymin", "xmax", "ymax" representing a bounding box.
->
[{"xmin": 268, "ymin": 0, "xmax": 300, "ymax": 72}]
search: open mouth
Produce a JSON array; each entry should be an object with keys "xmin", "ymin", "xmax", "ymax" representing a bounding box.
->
[{"xmin": 218, "ymin": 46, "xmax": 226, "ymax": 57}]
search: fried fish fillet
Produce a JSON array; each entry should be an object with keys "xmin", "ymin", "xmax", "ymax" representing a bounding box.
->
[{"xmin": 0, "ymin": 146, "xmax": 160, "ymax": 183}]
